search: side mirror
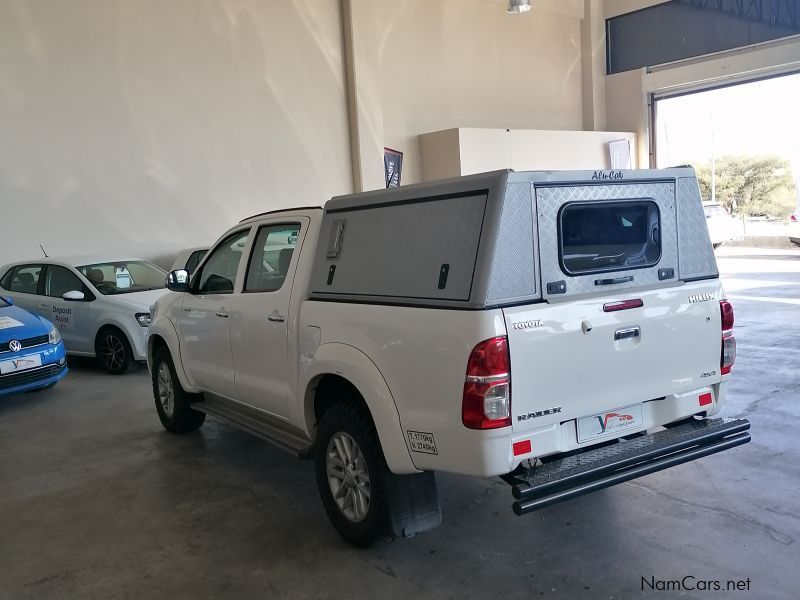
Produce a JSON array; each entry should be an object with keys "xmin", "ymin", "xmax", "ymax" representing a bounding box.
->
[
  {"xmin": 1, "ymin": 295, "xmax": 13, "ymax": 306},
  {"xmin": 62, "ymin": 290, "xmax": 85, "ymax": 302},
  {"xmin": 166, "ymin": 269, "xmax": 191, "ymax": 293}
]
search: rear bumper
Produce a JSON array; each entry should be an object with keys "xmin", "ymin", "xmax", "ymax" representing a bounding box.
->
[
  {"xmin": 502, "ymin": 417, "xmax": 750, "ymax": 515},
  {"xmin": 509, "ymin": 384, "xmax": 727, "ymax": 471},
  {"xmin": 406, "ymin": 385, "xmax": 729, "ymax": 478}
]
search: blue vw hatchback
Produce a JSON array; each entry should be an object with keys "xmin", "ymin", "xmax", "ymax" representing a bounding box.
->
[{"xmin": 0, "ymin": 295, "xmax": 67, "ymax": 396}]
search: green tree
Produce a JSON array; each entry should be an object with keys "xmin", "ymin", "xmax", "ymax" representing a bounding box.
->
[{"xmin": 694, "ymin": 155, "xmax": 797, "ymax": 218}]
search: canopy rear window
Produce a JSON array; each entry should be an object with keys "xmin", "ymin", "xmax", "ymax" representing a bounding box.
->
[{"xmin": 559, "ymin": 200, "xmax": 661, "ymax": 276}]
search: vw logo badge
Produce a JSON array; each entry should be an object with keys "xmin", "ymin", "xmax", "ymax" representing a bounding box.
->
[{"xmin": 9, "ymin": 339, "xmax": 22, "ymax": 352}]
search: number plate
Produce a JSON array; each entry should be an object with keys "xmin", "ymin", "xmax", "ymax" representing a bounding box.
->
[
  {"xmin": 0, "ymin": 353, "xmax": 43, "ymax": 374},
  {"xmin": 577, "ymin": 404, "xmax": 643, "ymax": 443}
]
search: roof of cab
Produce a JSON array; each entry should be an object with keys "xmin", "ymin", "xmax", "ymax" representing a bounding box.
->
[{"xmin": 239, "ymin": 206, "xmax": 323, "ymax": 224}]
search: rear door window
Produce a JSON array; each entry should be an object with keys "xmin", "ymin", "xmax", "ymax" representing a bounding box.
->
[
  {"xmin": 7, "ymin": 265, "xmax": 43, "ymax": 294},
  {"xmin": 244, "ymin": 224, "xmax": 300, "ymax": 293},
  {"xmin": 559, "ymin": 200, "xmax": 661, "ymax": 275}
]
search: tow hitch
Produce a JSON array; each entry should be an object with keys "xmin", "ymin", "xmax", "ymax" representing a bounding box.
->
[{"xmin": 502, "ymin": 418, "xmax": 750, "ymax": 515}]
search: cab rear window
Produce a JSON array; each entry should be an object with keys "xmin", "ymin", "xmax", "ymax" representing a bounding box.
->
[{"xmin": 559, "ymin": 200, "xmax": 661, "ymax": 275}]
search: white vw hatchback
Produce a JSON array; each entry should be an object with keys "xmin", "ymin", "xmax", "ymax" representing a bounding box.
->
[{"xmin": 0, "ymin": 256, "xmax": 169, "ymax": 374}]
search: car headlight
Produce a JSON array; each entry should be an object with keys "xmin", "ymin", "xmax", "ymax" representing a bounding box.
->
[
  {"xmin": 135, "ymin": 312, "xmax": 152, "ymax": 327},
  {"xmin": 49, "ymin": 325, "xmax": 61, "ymax": 345}
]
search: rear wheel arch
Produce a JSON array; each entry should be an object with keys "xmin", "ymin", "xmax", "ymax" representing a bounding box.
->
[
  {"xmin": 302, "ymin": 344, "xmax": 418, "ymax": 475},
  {"xmin": 310, "ymin": 374, "xmax": 370, "ymax": 426}
]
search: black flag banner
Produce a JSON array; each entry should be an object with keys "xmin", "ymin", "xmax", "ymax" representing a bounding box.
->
[{"xmin": 384, "ymin": 147, "xmax": 403, "ymax": 188}]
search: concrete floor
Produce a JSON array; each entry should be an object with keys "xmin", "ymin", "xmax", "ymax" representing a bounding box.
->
[{"xmin": 1, "ymin": 246, "xmax": 798, "ymax": 600}]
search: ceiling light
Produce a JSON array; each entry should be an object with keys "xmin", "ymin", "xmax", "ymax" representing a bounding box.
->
[{"xmin": 507, "ymin": 0, "xmax": 532, "ymax": 13}]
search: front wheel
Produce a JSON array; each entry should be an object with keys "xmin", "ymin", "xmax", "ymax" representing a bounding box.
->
[
  {"xmin": 152, "ymin": 346, "xmax": 205, "ymax": 433},
  {"xmin": 314, "ymin": 403, "xmax": 389, "ymax": 548},
  {"xmin": 95, "ymin": 328, "xmax": 132, "ymax": 375}
]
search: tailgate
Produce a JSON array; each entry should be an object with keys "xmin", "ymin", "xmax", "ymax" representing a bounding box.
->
[{"xmin": 505, "ymin": 281, "xmax": 723, "ymax": 436}]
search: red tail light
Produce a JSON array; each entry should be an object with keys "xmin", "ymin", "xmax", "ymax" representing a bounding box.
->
[
  {"xmin": 463, "ymin": 336, "xmax": 511, "ymax": 429},
  {"xmin": 791, "ymin": 214, "xmax": 798, "ymax": 222},
  {"xmin": 603, "ymin": 298, "xmax": 644, "ymax": 312},
  {"xmin": 720, "ymin": 300, "xmax": 736, "ymax": 375}
]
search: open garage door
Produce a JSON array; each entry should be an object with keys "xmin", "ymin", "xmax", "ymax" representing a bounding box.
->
[{"xmin": 652, "ymin": 72, "xmax": 800, "ymax": 245}]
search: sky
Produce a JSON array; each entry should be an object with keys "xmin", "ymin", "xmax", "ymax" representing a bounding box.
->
[{"xmin": 654, "ymin": 72, "xmax": 800, "ymax": 187}]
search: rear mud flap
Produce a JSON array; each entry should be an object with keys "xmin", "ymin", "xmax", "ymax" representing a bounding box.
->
[
  {"xmin": 502, "ymin": 418, "xmax": 750, "ymax": 515},
  {"xmin": 384, "ymin": 471, "xmax": 442, "ymax": 538}
]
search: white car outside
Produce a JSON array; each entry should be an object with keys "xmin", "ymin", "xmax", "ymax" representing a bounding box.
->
[
  {"xmin": 790, "ymin": 208, "xmax": 800, "ymax": 246},
  {"xmin": 0, "ymin": 256, "xmax": 169, "ymax": 374},
  {"xmin": 703, "ymin": 202, "xmax": 735, "ymax": 247}
]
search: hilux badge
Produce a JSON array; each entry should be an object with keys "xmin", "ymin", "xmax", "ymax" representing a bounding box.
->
[{"xmin": 688, "ymin": 292, "xmax": 714, "ymax": 304}]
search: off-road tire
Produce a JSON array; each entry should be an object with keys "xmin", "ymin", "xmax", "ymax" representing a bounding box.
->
[
  {"xmin": 152, "ymin": 345, "xmax": 205, "ymax": 433},
  {"xmin": 314, "ymin": 402, "xmax": 389, "ymax": 548}
]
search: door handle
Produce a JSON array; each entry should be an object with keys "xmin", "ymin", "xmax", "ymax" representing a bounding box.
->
[
  {"xmin": 595, "ymin": 275, "xmax": 634, "ymax": 286},
  {"xmin": 614, "ymin": 326, "xmax": 640, "ymax": 341},
  {"xmin": 215, "ymin": 312, "xmax": 229, "ymax": 318},
  {"xmin": 267, "ymin": 312, "xmax": 285, "ymax": 323}
]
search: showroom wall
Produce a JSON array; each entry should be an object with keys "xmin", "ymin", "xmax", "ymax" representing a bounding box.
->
[
  {"xmin": 0, "ymin": 0, "xmax": 352, "ymax": 266},
  {"xmin": 0, "ymin": 0, "xmax": 593, "ymax": 265},
  {"xmin": 376, "ymin": 0, "xmax": 585, "ymax": 185}
]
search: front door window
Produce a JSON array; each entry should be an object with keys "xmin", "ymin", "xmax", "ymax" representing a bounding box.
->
[{"xmin": 195, "ymin": 230, "xmax": 250, "ymax": 294}]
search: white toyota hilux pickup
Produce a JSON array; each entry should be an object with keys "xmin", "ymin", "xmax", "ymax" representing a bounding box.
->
[{"xmin": 147, "ymin": 169, "xmax": 749, "ymax": 547}]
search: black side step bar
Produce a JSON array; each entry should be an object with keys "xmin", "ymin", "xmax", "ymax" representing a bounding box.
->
[{"xmin": 502, "ymin": 418, "xmax": 750, "ymax": 516}]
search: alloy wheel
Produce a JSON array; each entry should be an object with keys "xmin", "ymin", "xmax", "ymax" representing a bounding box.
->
[
  {"xmin": 100, "ymin": 334, "xmax": 125, "ymax": 371},
  {"xmin": 326, "ymin": 431, "xmax": 371, "ymax": 523},
  {"xmin": 157, "ymin": 362, "xmax": 175, "ymax": 418}
]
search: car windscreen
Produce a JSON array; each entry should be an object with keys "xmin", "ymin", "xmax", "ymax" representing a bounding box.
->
[
  {"xmin": 559, "ymin": 200, "xmax": 661, "ymax": 275},
  {"xmin": 77, "ymin": 261, "xmax": 166, "ymax": 295}
]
